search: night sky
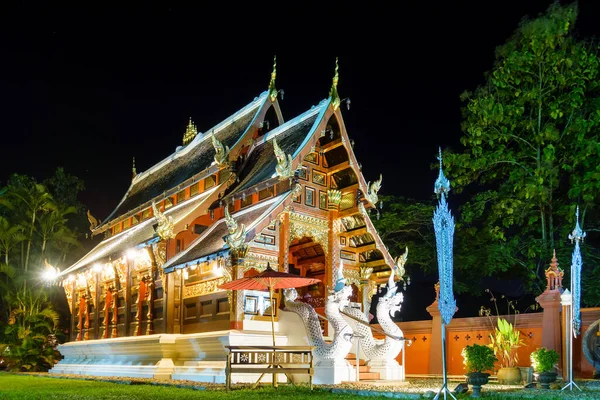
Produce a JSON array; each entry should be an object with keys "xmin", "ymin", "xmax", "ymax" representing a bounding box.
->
[{"xmin": 2, "ymin": 1, "xmax": 599, "ymax": 221}]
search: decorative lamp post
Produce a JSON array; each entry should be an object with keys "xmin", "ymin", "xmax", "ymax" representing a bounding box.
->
[
  {"xmin": 562, "ymin": 206, "xmax": 585, "ymax": 391},
  {"xmin": 432, "ymin": 148, "xmax": 457, "ymax": 400}
]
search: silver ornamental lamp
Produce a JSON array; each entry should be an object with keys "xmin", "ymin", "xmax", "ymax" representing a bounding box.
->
[{"xmin": 432, "ymin": 148, "xmax": 457, "ymax": 400}]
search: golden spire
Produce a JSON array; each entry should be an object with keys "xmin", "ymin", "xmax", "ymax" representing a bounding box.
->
[
  {"xmin": 183, "ymin": 117, "xmax": 198, "ymax": 145},
  {"xmin": 268, "ymin": 55, "xmax": 277, "ymax": 102},
  {"xmin": 329, "ymin": 57, "xmax": 341, "ymax": 111},
  {"xmin": 132, "ymin": 157, "xmax": 137, "ymax": 179}
]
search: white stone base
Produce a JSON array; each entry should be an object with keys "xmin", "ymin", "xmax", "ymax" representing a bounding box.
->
[
  {"xmin": 314, "ymin": 360, "xmax": 356, "ymax": 384},
  {"xmin": 50, "ymin": 330, "xmax": 289, "ymax": 383},
  {"xmin": 366, "ymin": 359, "xmax": 404, "ymax": 380}
]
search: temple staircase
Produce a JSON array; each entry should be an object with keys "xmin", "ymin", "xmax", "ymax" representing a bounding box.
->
[{"xmin": 344, "ymin": 353, "xmax": 380, "ymax": 381}]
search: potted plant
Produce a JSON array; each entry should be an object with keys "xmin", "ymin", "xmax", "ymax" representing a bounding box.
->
[
  {"xmin": 462, "ymin": 343, "xmax": 497, "ymax": 398},
  {"xmin": 530, "ymin": 347, "xmax": 559, "ymax": 389},
  {"xmin": 489, "ymin": 317, "xmax": 524, "ymax": 384}
]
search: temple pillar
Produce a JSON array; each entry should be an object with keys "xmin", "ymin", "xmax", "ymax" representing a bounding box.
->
[
  {"xmin": 164, "ymin": 273, "xmax": 176, "ymax": 333},
  {"xmin": 229, "ymin": 253, "xmax": 245, "ymax": 330},
  {"xmin": 535, "ymin": 250, "xmax": 564, "ymax": 358},
  {"xmin": 426, "ymin": 282, "xmax": 442, "ymax": 374},
  {"xmin": 278, "ymin": 212, "xmax": 290, "ymax": 272}
]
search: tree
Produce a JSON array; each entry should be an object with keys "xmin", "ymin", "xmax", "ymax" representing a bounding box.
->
[
  {"xmin": 444, "ymin": 2, "xmax": 600, "ymax": 300},
  {"xmin": 372, "ymin": 195, "xmax": 436, "ymax": 273}
]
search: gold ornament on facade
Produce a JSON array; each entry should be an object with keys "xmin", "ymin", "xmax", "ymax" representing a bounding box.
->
[
  {"xmin": 183, "ymin": 118, "xmax": 198, "ymax": 145},
  {"xmin": 212, "ymin": 132, "xmax": 230, "ymax": 168},
  {"xmin": 273, "ymin": 137, "xmax": 294, "ymax": 181},
  {"xmin": 343, "ymin": 268, "xmax": 361, "ymax": 286},
  {"xmin": 365, "ymin": 174, "xmax": 383, "ymax": 205},
  {"xmin": 394, "ymin": 247, "xmax": 408, "ymax": 279},
  {"xmin": 183, "ymin": 277, "xmax": 227, "ymax": 299},
  {"xmin": 329, "ymin": 57, "xmax": 341, "ymax": 111},
  {"xmin": 224, "ymin": 206, "xmax": 248, "ymax": 257},
  {"xmin": 152, "ymin": 201, "xmax": 176, "ymax": 241},
  {"xmin": 87, "ymin": 210, "xmax": 99, "ymax": 232},
  {"xmin": 360, "ymin": 266, "xmax": 374, "ymax": 282},
  {"xmin": 268, "ymin": 55, "xmax": 278, "ymax": 102},
  {"xmin": 291, "ymin": 182, "xmax": 302, "ymax": 201},
  {"xmin": 327, "ymin": 189, "xmax": 342, "ymax": 208},
  {"xmin": 152, "ymin": 241, "xmax": 167, "ymax": 267},
  {"xmin": 243, "ymin": 252, "xmax": 278, "ymax": 274},
  {"xmin": 84, "ymin": 269, "xmax": 97, "ymax": 307},
  {"xmin": 62, "ymin": 280, "xmax": 73, "ymax": 314},
  {"xmin": 288, "ymin": 212, "xmax": 328, "ymax": 254}
]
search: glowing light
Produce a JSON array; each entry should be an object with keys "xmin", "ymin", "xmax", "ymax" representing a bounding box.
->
[
  {"xmin": 183, "ymin": 269, "xmax": 189, "ymax": 280},
  {"xmin": 93, "ymin": 263, "xmax": 102, "ymax": 273},
  {"xmin": 126, "ymin": 248, "xmax": 137, "ymax": 260}
]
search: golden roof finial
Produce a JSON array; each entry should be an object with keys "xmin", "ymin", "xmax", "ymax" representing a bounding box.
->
[
  {"xmin": 183, "ymin": 117, "xmax": 198, "ymax": 145},
  {"xmin": 268, "ymin": 55, "xmax": 277, "ymax": 102},
  {"xmin": 132, "ymin": 157, "xmax": 137, "ymax": 179},
  {"xmin": 329, "ymin": 57, "xmax": 341, "ymax": 111}
]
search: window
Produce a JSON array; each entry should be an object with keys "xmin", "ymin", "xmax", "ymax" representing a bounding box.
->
[
  {"xmin": 132, "ymin": 214, "xmax": 140, "ymax": 226},
  {"xmin": 122, "ymin": 218, "xmax": 131, "ymax": 229},
  {"xmin": 113, "ymin": 224, "xmax": 122, "ymax": 234},
  {"xmin": 176, "ymin": 239, "xmax": 182, "ymax": 253},
  {"xmin": 258, "ymin": 186, "xmax": 274, "ymax": 200},
  {"xmin": 177, "ymin": 190, "xmax": 186, "ymax": 203},
  {"xmin": 190, "ymin": 182, "xmax": 200, "ymax": 197},
  {"xmin": 241, "ymin": 194, "xmax": 253, "ymax": 208},
  {"xmin": 164, "ymin": 197, "xmax": 174, "ymax": 209},
  {"xmin": 305, "ymin": 187, "xmax": 315, "ymax": 207},
  {"xmin": 205, "ymin": 175, "xmax": 216, "ymax": 190},
  {"xmin": 142, "ymin": 208, "xmax": 151, "ymax": 220}
]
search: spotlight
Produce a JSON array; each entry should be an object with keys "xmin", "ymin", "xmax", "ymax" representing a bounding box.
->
[{"xmin": 453, "ymin": 383, "xmax": 469, "ymax": 394}]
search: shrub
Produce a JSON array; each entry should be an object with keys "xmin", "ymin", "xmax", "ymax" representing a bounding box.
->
[
  {"xmin": 462, "ymin": 343, "xmax": 497, "ymax": 373},
  {"xmin": 530, "ymin": 347, "xmax": 560, "ymax": 373}
]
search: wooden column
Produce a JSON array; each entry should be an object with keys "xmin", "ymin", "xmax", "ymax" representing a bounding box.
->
[
  {"xmin": 135, "ymin": 277, "xmax": 147, "ymax": 336},
  {"xmin": 146, "ymin": 272, "xmax": 155, "ymax": 335},
  {"xmin": 124, "ymin": 259, "xmax": 133, "ymax": 337},
  {"xmin": 278, "ymin": 212, "xmax": 290, "ymax": 272},
  {"xmin": 164, "ymin": 273, "xmax": 175, "ymax": 334},
  {"xmin": 229, "ymin": 255, "xmax": 245, "ymax": 330},
  {"xmin": 102, "ymin": 286, "xmax": 112, "ymax": 339}
]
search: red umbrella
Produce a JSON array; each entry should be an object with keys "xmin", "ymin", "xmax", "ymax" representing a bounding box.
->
[{"xmin": 219, "ymin": 263, "xmax": 320, "ymax": 346}]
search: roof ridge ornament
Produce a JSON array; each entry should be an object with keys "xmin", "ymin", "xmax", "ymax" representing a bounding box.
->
[
  {"xmin": 132, "ymin": 157, "xmax": 137, "ymax": 179},
  {"xmin": 152, "ymin": 201, "xmax": 176, "ymax": 240},
  {"xmin": 273, "ymin": 137, "xmax": 294, "ymax": 181},
  {"xmin": 329, "ymin": 57, "xmax": 341, "ymax": 111},
  {"xmin": 183, "ymin": 117, "xmax": 198, "ymax": 146},
  {"xmin": 434, "ymin": 147, "xmax": 450, "ymax": 198},
  {"xmin": 211, "ymin": 130, "xmax": 230, "ymax": 168},
  {"xmin": 224, "ymin": 205, "xmax": 248, "ymax": 258},
  {"xmin": 268, "ymin": 55, "xmax": 278, "ymax": 102},
  {"xmin": 365, "ymin": 174, "xmax": 382, "ymax": 206},
  {"xmin": 569, "ymin": 206, "xmax": 586, "ymax": 244}
]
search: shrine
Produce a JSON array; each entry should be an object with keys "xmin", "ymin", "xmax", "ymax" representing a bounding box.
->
[{"xmin": 50, "ymin": 58, "xmax": 408, "ymax": 384}]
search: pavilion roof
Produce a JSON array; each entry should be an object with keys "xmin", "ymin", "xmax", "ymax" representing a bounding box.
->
[{"xmin": 96, "ymin": 92, "xmax": 268, "ymax": 230}]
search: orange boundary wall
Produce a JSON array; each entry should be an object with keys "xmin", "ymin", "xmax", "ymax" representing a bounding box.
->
[{"xmin": 373, "ymin": 307, "xmax": 600, "ymax": 377}]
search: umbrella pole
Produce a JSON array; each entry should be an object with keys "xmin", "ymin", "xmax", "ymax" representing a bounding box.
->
[{"xmin": 269, "ymin": 287, "xmax": 278, "ymax": 388}]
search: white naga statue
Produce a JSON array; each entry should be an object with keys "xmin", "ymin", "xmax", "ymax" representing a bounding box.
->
[
  {"xmin": 283, "ymin": 266, "xmax": 354, "ymax": 366},
  {"xmin": 343, "ymin": 249, "xmax": 407, "ymax": 368}
]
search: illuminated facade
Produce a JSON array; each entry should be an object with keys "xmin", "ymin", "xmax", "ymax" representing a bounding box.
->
[{"xmin": 51, "ymin": 59, "xmax": 405, "ymax": 381}]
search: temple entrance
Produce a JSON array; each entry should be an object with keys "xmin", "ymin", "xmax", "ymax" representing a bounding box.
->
[{"xmin": 287, "ymin": 236, "xmax": 326, "ymax": 309}]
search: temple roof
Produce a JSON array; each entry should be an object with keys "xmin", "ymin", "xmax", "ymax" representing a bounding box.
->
[
  {"xmin": 223, "ymin": 100, "xmax": 328, "ymax": 200},
  {"xmin": 97, "ymin": 92, "xmax": 268, "ymax": 229},
  {"xmin": 163, "ymin": 193, "xmax": 289, "ymax": 272},
  {"xmin": 59, "ymin": 187, "xmax": 218, "ymax": 277}
]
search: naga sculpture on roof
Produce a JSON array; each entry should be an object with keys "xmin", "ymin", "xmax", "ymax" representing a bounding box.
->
[
  {"xmin": 273, "ymin": 137, "xmax": 293, "ymax": 181},
  {"xmin": 224, "ymin": 206, "xmax": 247, "ymax": 257},
  {"xmin": 364, "ymin": 174, "xmax": 382, "ymax": 206},
  {"xmin": 212, "ymin": 132, "xmax": 230, "ymax": 168},
  {"xmin": 283, "ymin": 264, "xmax": 354, "ymax": 366},
  {"xmin": 151, "ymin": 201, "xmax": 176, "ymax": 240},
  {"xmin": 342, "ymin": 248, "xmax": 407, "ymax": 373}
]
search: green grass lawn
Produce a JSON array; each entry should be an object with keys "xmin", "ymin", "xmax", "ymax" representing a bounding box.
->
[
  {"xmin": 0, "ymin": 373, "xmax": 393, "ymax": 400},
  {"xmin": 1, "ymin": 373, "xmax": 598, "ymax": 400}
]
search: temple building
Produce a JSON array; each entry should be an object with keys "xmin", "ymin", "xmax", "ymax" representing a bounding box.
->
[{"xmin": 51, "ymin": 58, "xmax": 406, "ymax": 382}]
